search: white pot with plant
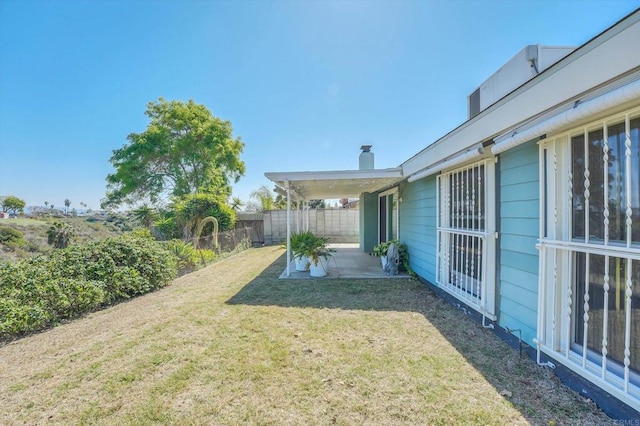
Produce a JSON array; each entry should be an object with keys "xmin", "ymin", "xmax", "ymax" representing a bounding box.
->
[
  {"xmin": 303, "ymin": 234, "xmax": 334, "ymax": 277},
  {"xmin": 289, "ymin": 230, "xmax": 315, "ymax": 272},
  {"xmin": 373, "ymin": 240, "xmax": 392, "ymax": 268}
]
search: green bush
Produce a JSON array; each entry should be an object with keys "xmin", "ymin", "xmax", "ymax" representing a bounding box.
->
[
  {"xmin": 153, "ymin": 215, "xmax": 180, "ymax": 240},
  {"xmin": 175, "ymin": 193, "xmax": 236, "ymax": 231},
  {"xmin": 0, "ymin": 226, "xmax": 24, "ymax": 246},
  {"xmin": 0, "ymin": 234, "xmax": 177, "ymax": 340},
  {"xmin": 165, "ymin": 239, "xmax": 217, "ymax": 274}
]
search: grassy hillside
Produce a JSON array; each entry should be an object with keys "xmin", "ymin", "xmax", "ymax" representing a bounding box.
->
[{"xmin": 0, "ymin": 215, "xmax": 136, "ymax": 263}]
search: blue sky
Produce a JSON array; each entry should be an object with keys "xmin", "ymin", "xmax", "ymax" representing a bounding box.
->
[{"xmin": 1, "ymin": 0, "xmax": 638, "ymax": 211}]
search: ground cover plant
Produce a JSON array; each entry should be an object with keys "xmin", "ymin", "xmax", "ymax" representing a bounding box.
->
[{"xmin": 0, "ymin": 247, "xmax": 610, "ymax": 425}]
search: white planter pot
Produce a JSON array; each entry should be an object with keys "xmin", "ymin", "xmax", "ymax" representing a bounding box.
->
[
  {"xmin": 294, "ymin": 254, "xmax": 310, "ymax": 271},
  {"xmin": 309, "ymin": 258, "xmax": 328, "ymax": 277}
]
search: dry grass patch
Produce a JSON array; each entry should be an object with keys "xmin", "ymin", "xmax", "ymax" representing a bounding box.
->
[{"xmin": 0, "ymin": 246, "xmax": 610, "ymax": 425}]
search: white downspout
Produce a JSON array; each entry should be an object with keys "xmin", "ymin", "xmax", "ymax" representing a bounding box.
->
[
  {"xmin": 286, "ymin": 181, "xmax": 291, "ymax": 277},
  {"xmin": 296, "ymin": 196, "xmax": 300, "ymax": 233},
  {"xmin": 481, "ymin": 248, "xmax": 494, "ymax": 329}
]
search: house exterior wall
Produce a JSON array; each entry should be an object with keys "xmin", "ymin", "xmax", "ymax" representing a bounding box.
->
[
  {"xmin": 399, "ymin": 176, "xmax": 437, "ymax": 283},
  {"xmin": 360, "ymin": 192, "xmax": 378, "ymax": 252},
  {"xmin": 497, "ymin": 139, "xmax": 540, "ymax": 346},
  {"xmin": 265, "ymin": 11, "xmax": 639, "ymax": 416}
]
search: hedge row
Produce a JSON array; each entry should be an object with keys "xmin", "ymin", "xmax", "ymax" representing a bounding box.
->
[{"xmin": 0, "ymin": 234, "xmax": 177, "ymax": 340}]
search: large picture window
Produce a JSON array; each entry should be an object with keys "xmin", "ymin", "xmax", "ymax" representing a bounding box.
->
[
  {"xmin": 437, "ymin": 159, "xmax": 496, "ymax": 318},
  {"xmin": 538, "ymin": 107, "xmax": 640, "ymax": 407}
]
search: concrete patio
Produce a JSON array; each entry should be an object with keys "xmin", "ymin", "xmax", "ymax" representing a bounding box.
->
[{"xmin": 279, "ymin": 243, "xmax": 410, "ymax": 279}]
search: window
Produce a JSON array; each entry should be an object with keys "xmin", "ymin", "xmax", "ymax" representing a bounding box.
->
[
  {"xmin": 538, "ymin": 108, "xmax": 640, "ymax": 407},
  {"xmin": 437, "ymin": 159, "xmax": 496, "ymax": 318}
]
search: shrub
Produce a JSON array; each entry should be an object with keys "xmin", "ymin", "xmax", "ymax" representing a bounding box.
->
[
  {"xmin": 153, "ymin": 215, "xmax": 180, "ymax": 240},
  {"xmin": 47, "ymin": 221, "xmax": 77, "ymax": 249},
  {"xmin": 166, "ymin": 239, "xmax": 198, "ymax": 272},
  {"xmin": 165, "ymin": 239, "xmax": 217, "ymax": 275},
  {"xmin": 175, "ymin": 193, "xmax": 236, "ymax": 232},
  {"xmin": 0, "ymin": 226, "xmax": 24, "ymax": 245},
  {"xmin": 0, "ymin": 234, "xmax": 177, "ymax": 340}
]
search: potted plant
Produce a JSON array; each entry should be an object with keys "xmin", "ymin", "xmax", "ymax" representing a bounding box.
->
[
  {"xmin": 302, "ymin": 234, "xmax": 334, "ymax": 277},
  {"xmin": 373, "ymin": 239, "xmax": 412, "ymax": 275},
  {"xmin": 289, "ymin": 230, "xmax": 315, "ymax": 271},
  {"xmin": 373, "ymin": 240, "xmax": 395, "ymax": 269}
]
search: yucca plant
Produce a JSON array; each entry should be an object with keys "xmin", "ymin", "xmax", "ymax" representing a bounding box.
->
[{"xmin": 47, "ymin": 222, "xmax": 77, "ymax": 249}]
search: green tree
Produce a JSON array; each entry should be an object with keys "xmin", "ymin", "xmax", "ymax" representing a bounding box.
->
[
  {"xmin": 64, "ymin": 199, "xmax": 71, "ymax": 215},
  {"xmin": 308, "ymin": 199, "xmax": 326, "ymax": 209},
  {"xmin": 103, "ymin": 98, "xmax": 246, "ymax": 208},
  {"xmin": 250, "ymin": 185, "xmax": 275, "ymax": 211},
  {"xmin": 47, "ymin": 222, "xmax": 77, "ymax": 249},
  {"xmin": 1, "ymin": 195, "xmax": 26, "ymax": 215}
]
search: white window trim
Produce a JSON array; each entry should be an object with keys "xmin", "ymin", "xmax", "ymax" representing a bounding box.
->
[
  {"xmin": 378, "ymin": 188, "xmax": 400, "ymax": 243},
  {"xmin": 436, "ymin": 158, "xmax": 497, "ymax": 320},
  {"xmin": 537, "ymin": 106, "xmax": 640, "ymax": 408}
]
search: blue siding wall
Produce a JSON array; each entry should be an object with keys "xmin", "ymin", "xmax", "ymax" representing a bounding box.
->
[
  {"xmin": 498, "ymin": 139, "xmax": 540, "ymax": 346},
  {"xmin": 400, "ymin": 175, "xmax": 437, "ymax": 283}
]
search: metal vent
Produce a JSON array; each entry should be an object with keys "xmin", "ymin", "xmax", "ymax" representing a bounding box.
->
[{"xmin": 468, "ymin": 88, "xmax": 481, "ymax": 119}]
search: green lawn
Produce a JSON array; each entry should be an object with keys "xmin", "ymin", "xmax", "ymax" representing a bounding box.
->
[{"xmin": 0, "ymin": 246, "xmax": 609, "ymax": 425}]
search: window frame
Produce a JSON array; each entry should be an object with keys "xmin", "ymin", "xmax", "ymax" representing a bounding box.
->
[
  {"xmin": 436, "ymin": 158, "xmax": 497, "ymax": 319},
  {"xmin": 537, "ymin": 106, "xmax": 640, "ymax": 408},
  {"xmin": 378, "ymin": 187, "xmax": 399, "ymax": 244}
]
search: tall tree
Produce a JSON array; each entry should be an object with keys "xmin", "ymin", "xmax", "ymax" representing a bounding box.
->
[
  {"xmin": 103, "ymin": 98, "xmax": 245, "ymax": 208},
  {"xmin": 64, "ymin": 199, "xmax": 71, "ymax": 215},
  {"xmin": 1, "ymin": 195, "xmax": 26, "ymax": 215}
]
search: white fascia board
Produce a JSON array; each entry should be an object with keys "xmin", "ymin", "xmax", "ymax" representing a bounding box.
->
[
  {"xmin": 265, "ymin": 168, "xmax": 403, "ymax": 182},
  {"xmin": 492, "ymin": 78, "xmax": 640, "ymax": 154},
  {"xmin": 402, "ymin": 11, "xmax": 640, "ymax": 177}
]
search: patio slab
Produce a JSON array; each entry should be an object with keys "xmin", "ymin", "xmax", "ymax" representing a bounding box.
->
[{"xmin": 279, "ymin": 243, "xmax": 410, "ymax": 279}]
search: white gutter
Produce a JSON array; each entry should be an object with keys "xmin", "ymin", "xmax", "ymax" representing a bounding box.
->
[
  {"xmin": 286, "ymin": 181, "xmax": 291, "ymax": 277},
  {"xmin": 492, "ymin": 78, "xmax": 640, "ymax": 154},
  {"xmin": 407, "ymin": 147, "xmax": 485, "ymax": 182}
]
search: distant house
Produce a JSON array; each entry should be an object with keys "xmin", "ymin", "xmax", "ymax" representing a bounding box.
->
[
  {"xmin": 268, "ymin": 10, "xmax": 640, "ymax": 418},
  {"xmin": 0, "ymin": 212, "xmax": 9, "ymax": 219}
]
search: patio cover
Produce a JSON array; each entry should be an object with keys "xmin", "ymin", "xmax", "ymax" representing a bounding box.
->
[
  {"xmin": 264, "ymin": 167, "xmax": 404, "ymax": 277},
  {"xmin": 264, "ymin": 168, "xmax": 403, "ymax": 200}
]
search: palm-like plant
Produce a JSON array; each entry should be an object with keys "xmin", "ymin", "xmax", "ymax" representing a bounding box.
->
[
  {"xmin": 133, "ymin": 204, "xmax": 157, "ymax": 229},
  {"xmin": 250, "ymin": 185, "xmax": 275, "ymax": 211},
  {"xmin": 47, "ymin": 222, "xmax": 76, "ymax": 249},
  {"xmin": 230, "ymin": 196, "xmax": 244, "ymax": 211},
  {"xmin": 64, "ymin": 199, "xmax": 71, "ymax": 215}
]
